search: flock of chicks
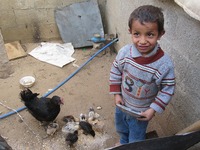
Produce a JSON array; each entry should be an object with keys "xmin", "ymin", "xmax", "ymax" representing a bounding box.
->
[
  {"xmin": 19, "ymin": 88, "xmax": 102, "ymax": 148},
  {"xmin": 46, "ymin": 107, "xmax": 101, "ymax": 147},
  {"xmin": 61, "ymin": 107, "xmax": 100, "ymax": 147}
]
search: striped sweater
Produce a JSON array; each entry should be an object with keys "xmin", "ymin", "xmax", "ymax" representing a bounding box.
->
[{"xmin": 109, "ymin": 44, "xmax": 175, "ymax": 113}]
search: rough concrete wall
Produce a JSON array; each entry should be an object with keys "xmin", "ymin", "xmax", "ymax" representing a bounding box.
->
[
  {"xmin": 1, "ymin": 0, "xmax": 200, "ymax": 146},
  {"xmin": 0, "ymin": 0, "xmax": 99, "ymax": 43},
  {"xmin": 0, "ymin": 30, "xmax": 14, "ymax": 78},
  {"xmin": 105, "ymin": 0, "xmax": 200, "ymax": 139}
]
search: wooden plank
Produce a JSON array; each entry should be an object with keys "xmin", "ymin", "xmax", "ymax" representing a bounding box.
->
[{"xmin": 176, "ymin": 120, "xmax": 200, "ymax": 135}]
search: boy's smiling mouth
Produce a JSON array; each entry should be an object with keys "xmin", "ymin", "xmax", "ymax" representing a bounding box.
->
[
  {"xmin": 138, "ymin": 45, "xmax": 148, "ymax": 49},
  {"xmin": 137, "ymin": 45, "xmax": 149, "ymax": 51}
]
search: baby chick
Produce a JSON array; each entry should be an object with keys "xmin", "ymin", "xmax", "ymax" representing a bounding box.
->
[
  {"xmin": 65, "ymin": 130, "xmax": 78, "ymax": 147},
  {"xmin": 88, "ymin": 107, "xmax": 101, "ymax": 124},
  {"xmin": 79, "ymin": 113, "xmax": 87, "ymax": 121},
  {"xmin": 46, "ymin": 122, "xmax": 59, "ymax": 136},
  {"xmin": 62, "ymin": 115, "xmax": 79, "ymax": 147},
  {"xmin": 62, "ymin": 115, "xmax": 76, "ymax": 123},
  {"xmin": 79, "ymin": 114, "xmax": 95, "ymax": 137},
  {"xmin": 88, "ymin": 107, "xmax": 95, "ymax": 121},
  {"xmin": 62, "ymin": 121, "xmax": 79, "ymax": 136}
]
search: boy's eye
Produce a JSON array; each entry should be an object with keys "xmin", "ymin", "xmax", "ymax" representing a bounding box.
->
[
  {"xmin": 147, "ymin": 33, "xmax": 154, "ymax": 37},
  {"xmin": 133, "ymin": 32, "xmax": 139, "ymax": 37}
]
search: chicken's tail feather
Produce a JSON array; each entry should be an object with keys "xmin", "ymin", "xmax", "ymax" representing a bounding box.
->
[{"xmin": 20, "ymin": 88, "xmax": 39, "ymax": 102}]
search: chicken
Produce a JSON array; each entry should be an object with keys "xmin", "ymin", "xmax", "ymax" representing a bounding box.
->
[
  {"xmin": 79, "ymin": 113, "xmax": 87, "ymax": 121},
  {"xmin": 88, "ymin": 107, "xmax": 95, "ymax": 121},
  {"xmin": 20, "ymin": 88, "xmax": 64, "ymax": 124},
  {"xmin": 62, "ymin": 121, "xmax": 79, "ymax": 136},
  {"xmin": 79, "ymin": 114, "xmax": 95, "ymax": 137},
  {"xmin": 65, "ymin": 130, "xmax": 78, "ymax": 147},
  {"xmin": 61, "ymin": 115, "xmax": 79, "ymax": 147},
  {"xmin": 46, "ymin": 122, "xmax": 59, "ymax": 136},
  {"xmin": 62, "ymin": 115, "xmax": 76, "ymax": 123}
]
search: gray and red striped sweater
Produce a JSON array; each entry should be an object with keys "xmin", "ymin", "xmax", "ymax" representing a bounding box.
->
[{"xmin": 109, "ymin": 44, "xmax": 175, "ymax": 113}]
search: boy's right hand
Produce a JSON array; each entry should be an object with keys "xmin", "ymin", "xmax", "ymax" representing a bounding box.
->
[{"xmin": 114, "ymin": 94, "xmax": 124, "ymax": 105}]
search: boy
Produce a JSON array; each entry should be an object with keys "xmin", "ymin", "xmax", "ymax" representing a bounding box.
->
[{"xmin": 109, "ymin": 5, "xmax": 175, "ymax": 145}]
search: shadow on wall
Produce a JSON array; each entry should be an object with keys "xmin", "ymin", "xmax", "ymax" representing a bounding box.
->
[{"xmin": 33, "ymin": 22, "xmax": 41, "ymax": 43}]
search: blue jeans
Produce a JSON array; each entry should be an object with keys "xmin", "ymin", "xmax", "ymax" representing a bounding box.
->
[{"xmin": 115, "ymin": 107, "xmax": 148, "ymax": 144}]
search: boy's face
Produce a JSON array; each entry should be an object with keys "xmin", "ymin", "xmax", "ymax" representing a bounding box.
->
[{"xmin": 129, "ymin": 20, "xmax": 164, "ymax": 56}]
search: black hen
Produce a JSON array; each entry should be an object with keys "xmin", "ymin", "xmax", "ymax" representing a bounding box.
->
[{"xmin": 20, "ymin": 88, "xmax": 64, "ymax": 124}]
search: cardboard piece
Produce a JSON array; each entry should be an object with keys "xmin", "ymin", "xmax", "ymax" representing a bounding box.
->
[{"xmin": 5, "ymin": 41, "xmax": 27, "ymax": 60}]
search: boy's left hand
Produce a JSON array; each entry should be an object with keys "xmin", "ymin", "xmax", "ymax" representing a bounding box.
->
[{"xmin": 137, "ymin": 108, "xmax": 155, "ymax": 121}]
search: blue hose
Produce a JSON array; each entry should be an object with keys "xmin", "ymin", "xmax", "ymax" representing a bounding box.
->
[{"xmin": 0, "ymin": 38, "xmax": 118, "ymax": 120}]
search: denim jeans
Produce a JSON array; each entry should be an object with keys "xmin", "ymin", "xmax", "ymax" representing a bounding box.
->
[{"xmin": 115, "ymin": 107, "xmax": 148, "ymax": 144}]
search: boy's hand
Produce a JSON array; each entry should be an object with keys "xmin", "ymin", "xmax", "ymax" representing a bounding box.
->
[
  {"xmin": 114, "ymin": 94, "xmax": 124, "ymax": 105},
  {"xmin": 137, "ymin": 108, "xmax": 155, "ymax": 121}
]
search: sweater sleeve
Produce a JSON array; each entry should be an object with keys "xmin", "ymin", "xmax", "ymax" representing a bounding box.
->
[
  {"xmin": 150, "ymin": 62, "xmax": 175, "ymax": 113},
  {"xmin": 109, "ymin": 48, "xmax": 126, "ymax": 94}
]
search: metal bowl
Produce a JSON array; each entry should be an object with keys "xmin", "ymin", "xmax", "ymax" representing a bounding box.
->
[{"xmin": 19, "ymin": 76, "xmax": 35, "ymax": 88}]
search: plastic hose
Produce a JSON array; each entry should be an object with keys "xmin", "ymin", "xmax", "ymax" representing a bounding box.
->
[{"xmin": 0, "ymin": 38, "xmax": 118, "ymax": 119}]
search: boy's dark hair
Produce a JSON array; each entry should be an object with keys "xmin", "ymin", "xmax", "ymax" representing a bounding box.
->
[{"xmin": 128, "ymin": 5, "xmax": 164, "ymax": 35}]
